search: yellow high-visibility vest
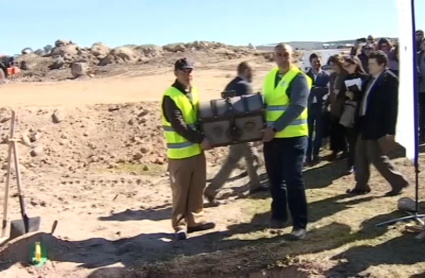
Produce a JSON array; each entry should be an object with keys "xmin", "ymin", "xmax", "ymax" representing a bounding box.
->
[
  {"xmin": 161, "ymin": 86, "xmax": 202, "ymax": 159},
  {"xmin": 263, "ymin": 66, "xmax": 312, "ymax": 138}
]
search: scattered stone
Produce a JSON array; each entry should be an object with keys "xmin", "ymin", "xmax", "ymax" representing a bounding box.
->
[
  {"xmin": 52, "ymin": 109, "xmax": 65, "ymax": 124},
  {"xmin": 71, "ymin": 62, "xmax": 89, "ymax": 78},
  {"xmin": 133, "ymin": 152, "xmax": 143, "ymax": 160},
  {"xmin": 0, "ymin": 117, "xmax": 10, "ymax": 124},
  {"xmin": 30, "ymin": 132, "xmax": 41, "ymax": 142},
  {"xmin": 140, "ymin": 147, "xmax": 149, "ymax": 154},
  {"xmin": 108, "ymin": 106, "xmax": 120, "ymax": 112},
  {"xmin": 21, "ymin": 131, "xmax": 32, "ymax": 146},
  {"xmin": 30, "ymin": 146, "xmax": 44, "ymax": 157}
]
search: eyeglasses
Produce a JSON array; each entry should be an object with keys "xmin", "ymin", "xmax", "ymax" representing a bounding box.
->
[
  {"xmin": 275, "ymin": 52, "xmax": 289, "ymax": 57},
  {"xmin": 179, "ymin": 69, "xmax": 193, "ymax": 74}
]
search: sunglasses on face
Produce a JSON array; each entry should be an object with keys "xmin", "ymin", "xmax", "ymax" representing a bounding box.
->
[
  {"xmin": 179, "ymin": 69, "xmax": 193, "ymax": 74},
  {"xmin": 275, "ymin": 53, "xmax": 289, "ymax": 58}
]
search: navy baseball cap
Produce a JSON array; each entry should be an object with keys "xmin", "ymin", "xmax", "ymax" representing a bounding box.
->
[{"xmin": 174, "ymin": 58, "xmax": 194, "ymax": 71}]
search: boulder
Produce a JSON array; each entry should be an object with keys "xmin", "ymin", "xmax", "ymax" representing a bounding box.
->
[{"xmin": 71, "ymin": 62, "xmax": 89, "ymax": 78}]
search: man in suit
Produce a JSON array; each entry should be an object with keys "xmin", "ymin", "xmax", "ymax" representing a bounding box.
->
[
  {"xmin": 204, "ymin": 62, "xmax": 267, "ymax": 204},
  {"xmin": 346, "ymin": 50, "xmax": 409, "ymax": 196},
  {"xmin": 305, "ymin": 53, "xmax": 330, "ymax": 165}
]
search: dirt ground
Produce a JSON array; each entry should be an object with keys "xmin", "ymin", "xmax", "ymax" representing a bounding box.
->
[{"xmin": 0, "ymin": 56, "xmax": 425, "ymax": 278}]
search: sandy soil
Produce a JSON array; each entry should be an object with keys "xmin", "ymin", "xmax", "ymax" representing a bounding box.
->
[
  {"xmin": 0, "ymin": 56, "xmax": 424, "ymax": 278},
  {"xmin": 1, "ymin": 58, "xmax": 273, "ymax": 107}
]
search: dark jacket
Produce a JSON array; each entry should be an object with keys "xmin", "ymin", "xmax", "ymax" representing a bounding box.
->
[
  {"xmin": 417, "ymin": 50, "xmax": 424, "ymax": 84},
  {"xmin": 326, "ymin": 70, "xmax": 349, "ymax": 118},
  {"xmin": 305, "ymin": 69, "xmax": 330, "ymax": 107},
  {"xmin": 417, "ymin": 40, "xmax": 423, "ymax": 52},
  {"xmin": 350, "ymin": 47, "xmax": 369, "ymax": 74},
  {"xmin": 224, "ymin": 76, "xmax": 252, "ymax": 97},
  {"xmin": 341, "ymin": 72, "xmax": 370, "ymax": 102},
  {"xmin": 355, "ymin": 69, "xmax": 399, "ymax": 140}
]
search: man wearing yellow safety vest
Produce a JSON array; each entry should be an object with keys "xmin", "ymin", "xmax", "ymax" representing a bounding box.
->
[
  {"xmin": 261, "ymin": 43, "xmax": 311, "ymax": 240},
  {"xmin": 161, "ymin": 58, "xmax": 216, "ymax": 240}
]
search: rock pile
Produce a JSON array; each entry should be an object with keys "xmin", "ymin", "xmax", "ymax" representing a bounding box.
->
[{"xmin": 11, "ymin": 40, "xmax": 277, "ymax": 82}]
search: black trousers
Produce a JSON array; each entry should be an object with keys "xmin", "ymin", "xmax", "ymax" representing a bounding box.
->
[
  {"xmin": 263, "ymin": 136, "xmax": 308, "ymax": 229},
  {"xmin": 345, "ymin": 127, "xmax": 358, "ymax": 168},
  {"xmin": 330, "ymin": 116, "xmax": 347, "ymax": 153}
]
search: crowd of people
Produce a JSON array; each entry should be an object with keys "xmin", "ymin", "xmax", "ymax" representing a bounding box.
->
[
  {"xmin": 306, "ymin": 30, "xmax": 425, "ymax": 173},
  {"xmin": 160, "ymin": 31, "xmax": 424, "ymax": 241}
]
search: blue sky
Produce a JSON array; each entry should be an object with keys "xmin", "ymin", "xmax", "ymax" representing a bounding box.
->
[{"xmin": 1, "ymin": 0, "xmax": 423, "ymax": 54}]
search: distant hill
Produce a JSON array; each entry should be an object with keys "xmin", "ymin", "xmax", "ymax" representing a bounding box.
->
[{"xmin": 261, "ymin": 37, "xmax": 398, "ymax": 46}]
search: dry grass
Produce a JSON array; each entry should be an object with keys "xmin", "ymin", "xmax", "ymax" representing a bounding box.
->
[
  {"xmin": 103, "ymin": 163, "xmax": 166, "ymax": 177},
  {"xmin": 120, "ymin": 154, "xmax": 425, "ymax": 278},
  {"xmin": 2, "ymin": 150, "xmax": 425, "ymax": 278}
]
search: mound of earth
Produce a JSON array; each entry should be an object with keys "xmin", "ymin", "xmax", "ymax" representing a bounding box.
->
[
  {"xmin": 0, "ymin": 104, "xmax": 230, "ymax": 178},
  {"xmin": 10, "ymin": 40, "xmax": 301, "ymax": 83}
]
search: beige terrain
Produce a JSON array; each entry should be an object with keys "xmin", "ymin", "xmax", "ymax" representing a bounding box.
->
[{"xmin": 0, "ymin": 41, "xmax": 424, "ymax": 278}]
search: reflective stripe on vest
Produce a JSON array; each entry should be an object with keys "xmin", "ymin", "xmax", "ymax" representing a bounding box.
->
[
  {"xmin": 263, "ymin": 66, "xmax": 312, "ymax": 138},
  {"xmin": 161, "ymin": 86, "xmax": 202, "ymax": 159}
]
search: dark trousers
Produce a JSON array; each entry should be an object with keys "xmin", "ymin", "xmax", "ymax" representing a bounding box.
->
[
  {"xmin": 306, "ymin": 104, "xmax": 324, "ymax": 161},
  {"xmin": 354, "ymin": 135, "xmax": 408, "ymax": 190},
  {"xmin": 345, "ymin": 128, "xmax": 358, "ymax": 168},
  {"xmin": 419, "ymin": 93, "xmax": 425, "ymax": 140},
  {"xmin": 330, "ymin": 116, "xmax": 347, "ymax": 153},
  {"xmin": 263, "ymin": 136, "xmax": 308, "ymax": 229}
]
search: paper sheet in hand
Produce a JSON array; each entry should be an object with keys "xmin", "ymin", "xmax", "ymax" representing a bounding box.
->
[{"xmin": 344, "ymin": 78, "xmax": 362, "ymax": 92}]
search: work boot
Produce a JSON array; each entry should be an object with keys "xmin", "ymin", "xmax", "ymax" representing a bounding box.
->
[
  {"xmin": 289, "ymin": 228, "xmax": 306, "ymax": 240},
  {"xmin": 385, "ymin": 182, "xmax": 409, "ymax": 196},
  {"xmin": 249, "ymin": 183, "xmax": 269, "ymax": 194},
  {"xmin": 175, "ymin": 230, "xmax": 187, "ymax": 241},
  {"xmin": 268, "ymin": 219, "xmax": 287, "ymax": 229},
  {"xmin": 204, "ymin": 189, "xmax": 216, "ymax": 204},
  {"xmin": 312, "ymin": 155, "xmax": 320, "ymax": 164},
  {"xmin": 328, "ymin": 152, "xmax": 338, "ymax": 162},
  {"xmin": 187, "ymin": 222, "xmax": 216, "ymax": 233}
]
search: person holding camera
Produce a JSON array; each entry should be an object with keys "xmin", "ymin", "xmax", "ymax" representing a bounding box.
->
[
  {"xmin": 204, "ymin": 62, "xmax": 267, "ymax": 204},
  {"xmin": 350, "ymin": 40, "xmax": 373, "ymax": 74},
  {"xmin": 161, "ymin": 58, "xmax": 215, "ymax": 240}
]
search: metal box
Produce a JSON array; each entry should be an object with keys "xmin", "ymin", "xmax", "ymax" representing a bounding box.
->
[{"xmin": 198, "ymin": 93, "xmax": 266, "ymax": 147}]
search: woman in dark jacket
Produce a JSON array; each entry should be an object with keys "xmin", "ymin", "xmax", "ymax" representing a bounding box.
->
[
  {"xmin": 377, "ymin": 38, "xmax": 399, "ymax": 76},
  {"xmin": 340, "ymin": 56, "xmax": 369, "ymax": 174},
  {"xmin": 324, "ymin": 54, "xmax": 349, "ymax": 161}
]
